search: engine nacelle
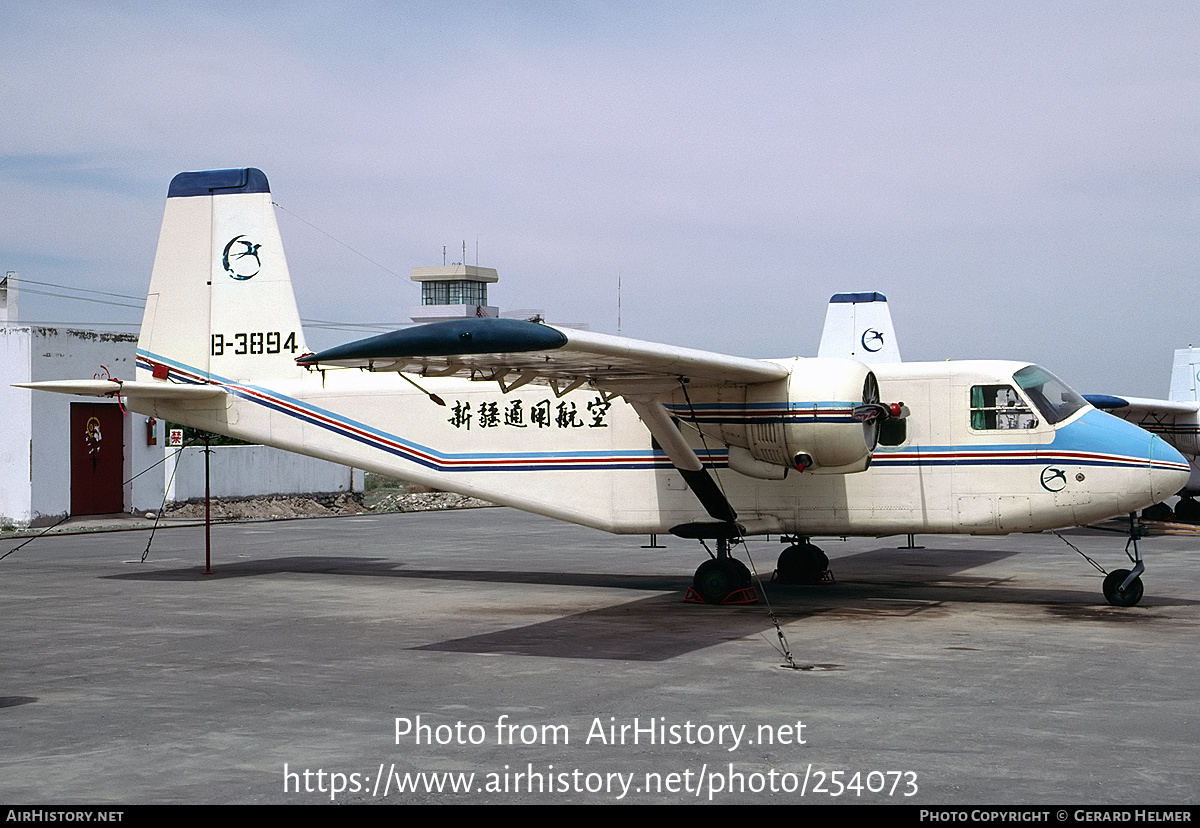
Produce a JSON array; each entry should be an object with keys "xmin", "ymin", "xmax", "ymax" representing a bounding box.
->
[
  {"xmin": 757, "ymin": 358, "xmax": 879, "ymax": 473},
  {"xmin": 684, "ymin": 358, "xmax": 881, "ymax": 475}
]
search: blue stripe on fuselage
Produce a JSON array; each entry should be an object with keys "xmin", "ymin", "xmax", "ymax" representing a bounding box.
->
[{"xmin": 872, "ymin": 408, "xmax": 1187, "ymax": 470}]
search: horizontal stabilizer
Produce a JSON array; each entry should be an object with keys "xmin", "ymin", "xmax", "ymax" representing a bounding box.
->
[{"xmin": 15, "ymin": 380, "xmax": 226, "ymax": 399}]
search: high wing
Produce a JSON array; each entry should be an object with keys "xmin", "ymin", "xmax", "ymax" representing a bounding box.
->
[
  {"xmin": 296, "ymin": 318, "xmax": 789, "ymax": 393},
  {"xmin": 1083, "ymin": 394, "xmax": 1200, "ymax": 418},
  {"xmin": 297, "ymin": 318, "xmax": 897, "ymax": 534},
  {"xmin": 299, "ymin": 318, "xmax": 796, "ymax": 530}
]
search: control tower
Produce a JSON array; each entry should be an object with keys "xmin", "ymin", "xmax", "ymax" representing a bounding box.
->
[{"xmin": 408, "ymin": 264, "xmax": 499, "ymax": 324}]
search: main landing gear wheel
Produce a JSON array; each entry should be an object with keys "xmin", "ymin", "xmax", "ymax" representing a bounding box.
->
[
  {"xmin": 775, "ymin": 543, "xmax": 829, "ymax": 584},
  {"xmin": 1175, "ymin": 496, "xmax": 1200, "ymax": 523},
  {"xmin": 1141, "ymin": 502, "xmax": 1174, "ymax": 522},
  {"xmin": 692, "ymin": 558, "xmax": 753, "ymax": 605},
  {"xmin": 1103, "ymin": 569, "xmax": 1144, "ymax": 607}
]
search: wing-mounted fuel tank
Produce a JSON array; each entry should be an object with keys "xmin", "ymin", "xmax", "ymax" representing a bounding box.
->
[{"xmin": 669, "ymin": 358, "xmax": 885, "ymax": 477}]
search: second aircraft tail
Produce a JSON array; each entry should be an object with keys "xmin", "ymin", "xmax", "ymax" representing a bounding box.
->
[
  {"xmin": 816, "ymin": 291, "xmax": 901, "ymax": 363},
  {"xmin": 1169, "ymin": 347, "xmax": 1200, "ymax": 402}
]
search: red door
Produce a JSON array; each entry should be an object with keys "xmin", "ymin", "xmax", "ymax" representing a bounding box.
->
[{"xmin": 70, "ymin": 403, "xmax": 125, "ymax": 515}]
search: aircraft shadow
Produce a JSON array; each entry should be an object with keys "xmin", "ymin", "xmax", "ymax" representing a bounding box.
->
[
  {"xmin": 103, "ymin": 557, "xmax": 683, "ymax": 591},
  {"xmin": 102, "ymin": 547, "xmax": 1196, "ymax": 661},
  {"xmin": 418, "ymin": 548, "xmax": 1196, "ymax": 661},
  {"xmin": 0, "ymin": 696, "xmax": 38, "ymax": 709}
]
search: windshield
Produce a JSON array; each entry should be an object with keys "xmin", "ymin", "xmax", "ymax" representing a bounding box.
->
[{"xmin": 1013, "ymin": 364, "xmax": 1087, "ymax": 425}]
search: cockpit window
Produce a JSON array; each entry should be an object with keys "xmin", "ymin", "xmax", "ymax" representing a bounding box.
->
[
  {"xmin": 970, "ymin": 385, "xmax": 1036, "ymax": 429},
  {"xmin": 1013, "ymin": 364, "xmax": 1086, "ymax": 425}
]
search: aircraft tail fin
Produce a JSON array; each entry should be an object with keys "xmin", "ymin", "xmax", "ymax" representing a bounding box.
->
[
  {"xmin": 137, "ymin": 168, "xmax": 309, "ymax": 384},
  {"xmin": 1169, "ymin": 347, "xmax": 1200, "ymax": 402},
  {"xmin": 816, "ymin": 291, "xmax": 901, "ymax": 363}
]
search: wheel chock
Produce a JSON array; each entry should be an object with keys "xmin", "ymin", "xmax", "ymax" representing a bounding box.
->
[
  {"xmin": 684, "ymin": 585, "xmax": 759, "ymax": 604},
  {"xmin": 771, "ymin": 569, "xmax": 836, "ymax": 584}
]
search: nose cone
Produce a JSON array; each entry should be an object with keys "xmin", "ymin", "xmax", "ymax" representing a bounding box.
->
[
  {"xmin": 1150, "ymin": 433, "xmax": 1191, "ymax": 502},
  {"xmin": 1065, "ymin": 410, "xmax": 1191, "ymax": 516}
]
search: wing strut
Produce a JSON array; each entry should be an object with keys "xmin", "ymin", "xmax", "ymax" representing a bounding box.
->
[{"xmin": 627, "ymin": 398, "xmax": 737, "ymax": 524}]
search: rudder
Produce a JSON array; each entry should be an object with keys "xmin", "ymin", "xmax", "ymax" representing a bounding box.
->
[{"xmin": 137, "ymin": 168, "xmax": 309, "ymax": 384}]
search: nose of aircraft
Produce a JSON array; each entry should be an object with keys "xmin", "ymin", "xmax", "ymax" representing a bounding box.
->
[
  {"xmin": 1071, "ymin": 409, "xmax": 1190, "ymax": 515},
  {"xmin": 1150, "ymin": 433, "xmax": 1191, "ymax": 503}
]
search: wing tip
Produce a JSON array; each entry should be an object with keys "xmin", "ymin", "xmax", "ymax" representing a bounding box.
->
[{"xmin": 299, "ymin": 318, "xmax": 568, "ymax": 365}]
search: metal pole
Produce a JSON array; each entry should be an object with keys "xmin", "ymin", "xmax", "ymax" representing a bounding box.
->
[{"xmin": 204, "ymin": 435, "xmax": 212, "ymax": 575}]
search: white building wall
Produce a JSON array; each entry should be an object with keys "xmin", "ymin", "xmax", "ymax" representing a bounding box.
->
[
  {"xmin": 1, "ymin": 325, "xmax": 360, "ymax": 526},
  {"xmin": 0, "ymin": 327, "xmax": 33, "ymax": 524},
  {"xmin": 26, "ymin": 327, "xmax": 165, "ymax": 523},
  {"xmin": 164, "ymin": 445, "xmax": 363, "ymax": 502}
]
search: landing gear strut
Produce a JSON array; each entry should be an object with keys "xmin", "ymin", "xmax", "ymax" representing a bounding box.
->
[
  {"xmin": 687, "ymin": 536, "xmax": 757, "ymax": 604},
  {"xmin": 1103, "ymin": 514, "xmax": 1146, "ymax": 607}
]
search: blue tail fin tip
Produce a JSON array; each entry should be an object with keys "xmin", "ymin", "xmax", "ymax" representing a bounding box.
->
[
  {"xmin": 829, "ymin": 291, "xmax": 887, "ymax": 304},
  {"xmin": 168, "ymin": 168, "xmax": 270, "ymax": 198}
]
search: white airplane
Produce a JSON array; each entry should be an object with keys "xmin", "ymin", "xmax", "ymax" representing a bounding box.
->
[
  {"xmin": 22, "ymin": 168, "xmax": 1190, "ymax": 609},
  {"xmin": 1084, "ymin": 347, "xmax": 1200, "ymax": 520}
]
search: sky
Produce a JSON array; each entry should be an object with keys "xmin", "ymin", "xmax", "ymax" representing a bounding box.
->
[{"xmin": 2, "ymin": 1, "xmax": 1198, "ymax": 396}]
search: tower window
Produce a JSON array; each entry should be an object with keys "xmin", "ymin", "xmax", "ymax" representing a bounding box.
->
[{"xmin": 422, "ymin": 280, "xmax": 487, "ymax": 306}]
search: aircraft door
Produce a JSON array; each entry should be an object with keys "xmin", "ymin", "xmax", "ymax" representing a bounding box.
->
[
  {"xmin": 70, "ymin": 402, "xmax": 125, "ymax": 516},
  {"xmin": 951, "ymin": 376, "xmax": 1052, "ymax": 532}
]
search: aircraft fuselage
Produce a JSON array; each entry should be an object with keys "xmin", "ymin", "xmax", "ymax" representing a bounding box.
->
[{"xmin": 132, "ymin": 350, "xmax": 1185, "ymax": 538}]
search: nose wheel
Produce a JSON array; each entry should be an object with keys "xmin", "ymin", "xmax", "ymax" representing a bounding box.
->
[
  {"xmin": 1102, "ymin": 513, "xmax": 1147, "ymax": 607},
  {"xmin": 1102, "ymin": 568, "xmax": 1144, "ymax": 607}
]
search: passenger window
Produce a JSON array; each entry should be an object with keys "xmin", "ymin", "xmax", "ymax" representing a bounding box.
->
[{"xmin": 970, "ymin": 385, "xmax": 1036, "ymax": 430}]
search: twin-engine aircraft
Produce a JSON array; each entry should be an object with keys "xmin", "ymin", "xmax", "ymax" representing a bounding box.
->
[{"xmin": 23, "ymin": 169, "xmax": 1190, "ymax": 608}]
